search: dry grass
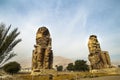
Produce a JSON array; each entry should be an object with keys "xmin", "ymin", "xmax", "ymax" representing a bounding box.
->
[
  {"xmin": 0, "ymin": 71, "xmax": 120, "ymax": 80},
  {"xmin": 12, "ymin": 71, "xmax": 120, "ymax": 80}
]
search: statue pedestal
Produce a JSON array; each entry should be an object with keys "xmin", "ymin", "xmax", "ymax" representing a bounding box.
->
[
  {"xmin": 90, "ymin": 68, "xmax": 118, "ymax": 74},
  {"xmin": 31, "ymin": 69, "xmax": 57, "ymax": 76}
]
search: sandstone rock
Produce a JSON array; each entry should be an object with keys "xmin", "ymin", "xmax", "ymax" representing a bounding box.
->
[
  {"xmin": 90, "ymin": 68, "xmax": 119, "ymax": 74},
  {"xmin": 88, "ymin": 35, "xmax": 111, "ymax": 69},
  {"xmin": 31, "ymin": 27, "xmax": 53, "ymax": 75}
]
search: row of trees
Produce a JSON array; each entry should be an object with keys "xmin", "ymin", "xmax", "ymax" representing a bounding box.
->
[{"xmin": 56, "ymin": 60, "xmax": 89, "ymax": 71}]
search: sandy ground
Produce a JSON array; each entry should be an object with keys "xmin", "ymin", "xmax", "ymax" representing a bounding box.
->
[
  {"xmin": 0, "ymin": 75, "xmax": 120, "ymax": 80},
  {"xmin": 79, "ymin": 76, "xmax": 120, "ymax": 80}
]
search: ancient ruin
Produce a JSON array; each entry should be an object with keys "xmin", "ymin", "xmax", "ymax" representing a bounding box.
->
[
  {"xmin": 88, "ymin": 35, "xmax": 111, "ymax": 69},
  {"xmin": 31, "ymin": 27, "xmax": 53, "ymax": 75}
]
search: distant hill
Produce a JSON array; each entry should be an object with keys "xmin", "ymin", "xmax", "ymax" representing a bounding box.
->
[
  {"xmin": 17, "ymin": 56, "xmax": 74, "ymax": 68},
  {"xmin": 16, "ymin": 56, "xmax": 119, "ymax": 68},
  {"xmin": 53, "ymin": 56, "xmax": 74, "ymax": 69}
]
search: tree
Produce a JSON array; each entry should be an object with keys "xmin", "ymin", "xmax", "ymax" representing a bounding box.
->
[
  {"xmin": 3, "ymin": 61, "xmax": 21, "ymax": 74},
  {"xmin": 118, "ymin": 65, "xmax": 120, "ymax": 68},
  {"xmin": 66, "ymin": 60, "xmax": 89, "ymax": 71},
  {"xmin": 74, "ymin": 60, "xmax": 89, "ymax": 71},
  {"xmin": 0, "ymin": 23, "xmax": 21, "ymax": 67},
  {"xmin": 66, "ymin": 63, "xmax": 74, "ymax": 71},
  {"xmin": 56, "ymin": 65, "xmax": 63, "ymax": 71}
]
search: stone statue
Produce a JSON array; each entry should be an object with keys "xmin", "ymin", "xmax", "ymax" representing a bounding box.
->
[
  {"xmin": 32, "ymin": 27, "xmax": 53, "ymax": 73},
  {"xmin": 88, "ymin": 35, "xmax": 111, "ymax": 69}
]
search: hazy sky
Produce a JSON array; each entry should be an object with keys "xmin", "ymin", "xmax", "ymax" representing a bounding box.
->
[{"xmin": 0, "ymin": 0, "xmax": 120, "ymax": 65}]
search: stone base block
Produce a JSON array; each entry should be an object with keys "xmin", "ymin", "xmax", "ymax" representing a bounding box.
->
[
  {"xmin": 31, "ymin": 69, "xmax": 57, "ymax": 76},
  {"xmin": 90, "ymin": 68, "xmax": 119, "ymax": 74}
]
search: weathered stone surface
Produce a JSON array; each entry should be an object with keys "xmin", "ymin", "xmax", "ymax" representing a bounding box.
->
[
  {"xmin": 31, "ymin": 27, "xmax": 53, "ymax": 74},
  {"xmin": 90, "ymin": 68, "xmax": 119, "ymax": 74},
  {"xmin": 88, "ymin": 35, "xmax": 111, "ymax": 69}
]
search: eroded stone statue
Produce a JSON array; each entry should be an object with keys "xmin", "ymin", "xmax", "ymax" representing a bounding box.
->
[
  {"xmin": 88, "ymin": 35, "xmax": 111, "ymax": 69},
  {"xmin": 31, "ymin": 27, "xmax": 53, "ymax": 74}
]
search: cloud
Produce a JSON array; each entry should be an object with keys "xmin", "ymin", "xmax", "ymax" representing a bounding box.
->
[{"xmin": 0, "ymin": 0, "xmax": 120, "ymax": 66}]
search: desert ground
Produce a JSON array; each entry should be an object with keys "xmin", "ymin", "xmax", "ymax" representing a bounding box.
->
[
  {"xmin": 80, "ymin": 76, "xmax": 120, "ymax": 80},
  {"xmin": 0, "ymin": 71, "xmax": 120, "ymax": 80}
]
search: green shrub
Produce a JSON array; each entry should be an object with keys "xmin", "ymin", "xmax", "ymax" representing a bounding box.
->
[
  {"xmin": 66, "ymin": 59, "xmax": 89, "ymax": 71},
  {"xmin": 66, "ymin": 63, "xmax": 74, "ymax": 71},
  {"xmin": 3, "ymin": 61, "xmax": 21, "ymax": 74},
  {"xmin": 56, "ymin": 65, "xmax": 63, "ymax": 71}
]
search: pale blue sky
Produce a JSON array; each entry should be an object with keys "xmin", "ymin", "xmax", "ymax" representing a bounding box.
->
[{"xmin": 0, "ymin": 0, "xmax": 120, "ymax": 65}]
